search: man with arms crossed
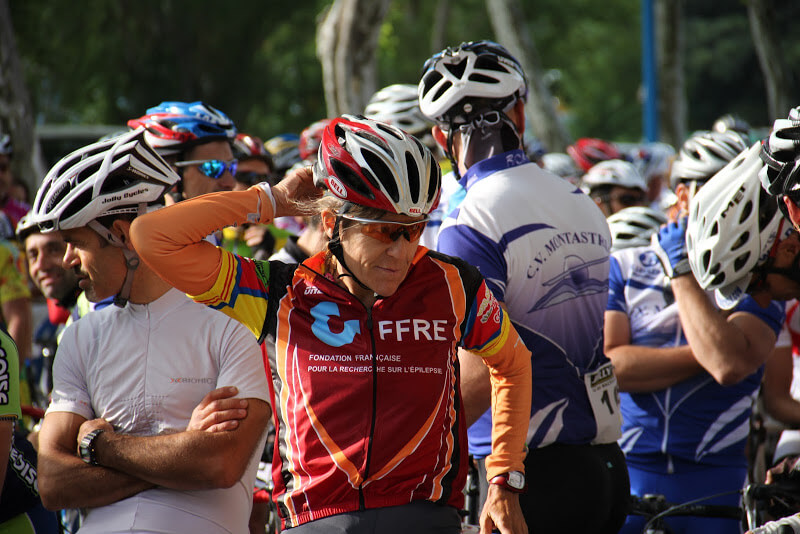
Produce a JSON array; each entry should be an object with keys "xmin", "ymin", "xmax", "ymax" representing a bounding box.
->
[{"xmin": 34, "ymin": 129, "xmax": 269, "ymax": 533}]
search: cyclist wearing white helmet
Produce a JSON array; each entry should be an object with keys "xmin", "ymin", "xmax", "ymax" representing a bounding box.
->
[
  {"xmin": 33, "ymin": 129, "xmax": 270, "ymax": 533},
  {"xmin": 582, "ymin": 159, "xmax": 648, "ymax": 216},
  {"xmin": 128, "ymin": 101, "xmax": 238, "ymax": 202},
  {"xmin": 607, "ymin": 142, "xmax": 786, "ymax": 534},
  {"xmin": 131, "ymin": 115, "xmax": 532, "ymax": 534},
  {"xmin": 606, "ymin": 206, "xmax": 667, "ymax": 252},
  {"xmin": 419, "ymin": 40, "xmax": 628, "ymax": 533}
]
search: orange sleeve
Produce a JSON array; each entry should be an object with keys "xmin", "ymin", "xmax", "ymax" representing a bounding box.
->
[
  {"xmin": 482, "ymin": 328, "xmax": 532, "ymax": 480},
  {"xmin": 130, "ymin": 187, "xmax": 275, "ymax": 296}
]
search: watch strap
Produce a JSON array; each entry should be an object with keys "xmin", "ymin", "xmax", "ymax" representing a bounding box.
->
[{"xmin": 79, "ymin": 429, "xmax": 105, "ymax": 466}]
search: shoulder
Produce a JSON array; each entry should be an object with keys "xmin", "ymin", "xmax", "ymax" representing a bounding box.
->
[{"xmin": 423, "ymin": 250, "xmax": 483, "ymax": 289}]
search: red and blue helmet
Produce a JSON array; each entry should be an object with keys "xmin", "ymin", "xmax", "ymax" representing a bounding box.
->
[{"xmin": 127, "ymin": 101, "xmax": 236, "ymax": 156}]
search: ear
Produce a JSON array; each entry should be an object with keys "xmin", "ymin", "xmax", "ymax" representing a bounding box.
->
[
  {"xmin": 512, "ymin": 99, "xmax": 526, "ymax": 135},
  {"xmin": 111, "ymin": 219, "xmax": 134, "ymax": 250},
  {"xmin": 320, "ymin": 209, "xmax": 337, "ymax": 240},
  {"xmin": 432, "ymin": 126, "xmax": 448, "ymax": 153},
  {"xmin": 784, "ymin": 197, "xmax": 800, "ymax": 231},
  {"xmin": 674, "ymin": 183, "xmax": 690, "ymax": 214}
]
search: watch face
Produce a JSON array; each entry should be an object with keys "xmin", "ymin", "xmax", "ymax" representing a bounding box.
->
[{"xmin": 507, "ymin": 471, "xmax": 525, "ymax": 489}]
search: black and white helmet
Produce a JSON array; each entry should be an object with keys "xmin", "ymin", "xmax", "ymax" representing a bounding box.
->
[
  {"xmin": 669, "ymin": 130, "xmax": 749, "ymax": 191},
  {"xmin": 31, "ymin": 128, "xmax": 178, "ymax": 232},
  {"xmin": 687, "ymin": 143, "xmax": 782, "ymax": 309},
  {"xmin": 418, "ymin": 40, "xmax": 527, "ymax": 123},
  {"xmin": 760, "ymin": 106, "xmax": 800, "ymax": 205},
  {"xmin": 607, "ymin": 206, "xmax": 667, "ymax": 252},
  {"xmin": 581, "ymin": 159, "xmax": 647, "ymax": 192}
]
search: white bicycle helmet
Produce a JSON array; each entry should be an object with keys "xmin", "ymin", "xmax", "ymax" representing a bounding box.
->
[
  {"xmin": 32, "ymin": 128, "xmax": 178, "ymax": 232},
  {"xmin": 418, "ymin": 40, "xmax": 527, "ymax": 123},
  {"xmin": 314, "ymin": 115, "xmax": 441, "ymax": 217},
  {"xmin": 364, "ymin": 84, "xmax": 434, "ymax": 139},
  {"xmin": 607, "ymin": 206, "xmax": 667, "ymax": 252},
  {"xmin": 687, "ymin": 143, "xmax": 782, "ymax": 309},
  {"xmin": 581, "ymin": 159, "xmax": 647, "ymax": 192},
  {"xmin": 542, "ymin": 152, "xmax": 581, "ymax": 183},
  {"xmin": 669, "ymin": 130, "xmax": 749, "ymax": 191},
  {"xmin": 760, "ymin": 106, "xmax": 800, "ymax": 202}
]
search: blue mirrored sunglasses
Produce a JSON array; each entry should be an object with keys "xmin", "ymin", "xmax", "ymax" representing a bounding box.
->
[{"xmin": 174, "ymin": 159, "xmax": 238, "ymax": 179}]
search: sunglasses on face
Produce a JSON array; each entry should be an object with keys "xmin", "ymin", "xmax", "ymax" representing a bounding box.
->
[
  {"xmin": 174, "ymin": 159, "xmax": 238, "ymax": 179},
  {"xmin": 235, "ymin": 171, "xmax": 274, "ymax": 186},
  {"xmin": 601, "ymin": 193, "xmax": 646, "ymax": 207},
  {"xmin": 341, "ymin": 214, "xmax": 429, "ymax": 244}
]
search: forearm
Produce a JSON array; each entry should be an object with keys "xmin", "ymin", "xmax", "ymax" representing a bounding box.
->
[
  {"xmin": 38, "ymin": 448, "xmax": 153, "ymax": 510},
  {"xmin": 672, "ymin": 275, "xmax": 767, "ymax": 384},
  {"xmin": 4, "ymin": 298, "xmax": 31, "ymax": 361},
  {"xmin": 764, "ymin": 395, "xmax": 800, "ymax": 427},
  {"xmin": 131, "ymin": 187, "xmax": 275, "ymax": 295},
  {"xmin": 458, "ymin": 347, "xmax": 491, "ymax": 427},
  {"xmin": 484, "ymin": 334, "xmax": 532, "ymax": 479},
  {"xmin": 607, "ymin": 344, "xmax": 702, "ymax": 392},
  {"xmin": 94, "ymin": 401, "xmax": 268, "ymax": 490}
]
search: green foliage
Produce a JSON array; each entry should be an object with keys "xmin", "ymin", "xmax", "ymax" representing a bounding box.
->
[{"xmin": 9, "ymin": 0, "xmax": 800, "ymax": 152}]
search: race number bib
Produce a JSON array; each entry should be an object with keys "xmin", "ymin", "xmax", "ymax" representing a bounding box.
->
[{"xmin": 584, "ymin": 362, "xmax": 622, "ymax": 445}]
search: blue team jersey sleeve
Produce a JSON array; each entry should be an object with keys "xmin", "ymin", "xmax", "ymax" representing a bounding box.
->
[
  {"xmin": 437, "ymin": 223, "xmax": 508, "ymax": 301},
  {"xmin": 607, "ymin": 254, "xmax": 627, "ymax": 313},
  {"xmin": 733, "ymin": 295, "xmax": 785, "ymax": 337}
]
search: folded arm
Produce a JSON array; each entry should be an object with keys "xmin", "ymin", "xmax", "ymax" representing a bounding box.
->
[
  {"xmin": 604, "ymin": 310, "xmax": 703, "ymax": 392},
  {"xmin": 37, "ymin": 411, "xmax": 154, "ymax": 510}
]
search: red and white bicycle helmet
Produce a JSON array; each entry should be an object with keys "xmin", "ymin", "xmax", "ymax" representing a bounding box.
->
[
  {"xmin": 418, "ymin": 40, "xmax": 528, "ymax": 123},
  {"xmin": 31, "ymin": 128, "xmax": 178, "ymax": 232},
  {"xmin": 127, "ymin": 101, "xmax": 236, "ymax": 156},
  {"xmin": 687, "ymin": 143, "xmax": 782, "ymax": 309},
  {"xmin": 669, "ymin": 130, "xmax": 749, "ymax": 191},
  {"xmin": 314, "ymin": 115, "xmax": 441, "ymax": 216},
  {"xmin": 567, "ymin": 138, "xmax": 624, "ymax": 172},
  {"xmin": 299, "ymin": 119, "xmax": 333, "ymax": 162}
]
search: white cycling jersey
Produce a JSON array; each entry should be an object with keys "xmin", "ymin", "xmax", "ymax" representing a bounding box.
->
[
  {"xmin": 48, "ymin": 287, "xmax": 269, "ymax": 534},
  {"xmin": 437, "ymin": 149, "xmax": 617, "ymax": 456}
]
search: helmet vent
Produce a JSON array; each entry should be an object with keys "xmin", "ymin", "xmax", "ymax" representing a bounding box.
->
[
  {"xmin": 710, "ymin": 221, "xmax": 719, "ymax": 237},
  {"xmin": 469, "ymin": 73, "xmax": 500, "ymax": 84},
  {"xmin": 732, "ymin": 231, "xmax": 749, "ymax": 251},
  {"xmin": 375, "ymin": 123, "xmax": 403, "ymax": 141},
  {"xmin": 405, "ymin": 152, "xmax": 421, "ymax": 202},
  {"xmin": 433, "ymin": 82, "xmax": 453, "ymax": 103},
  {"xmin": 444, "ymin": 60, "xmax": 468, "ymax": 79},
  {"xmin": 711, "ymin": 272, "xmax": 725, "ymax": 286},
  {"xmin": 361, "ymin": 150, "xmax": 399, "ymax": 202},
  {"xmin": 422, "ymin": 71, "xmax": 443, "ymax": 94},
  {"xmin": 331, "ymin": 159, "xmax": 374, "ymax": 199},
  {"xmin": 734, "ymin": 252, "xmax": 750, "ymax": 271},
  {"xmin": 474, "ymin": 55, "xmax": 507, "ymax": 73},
  {"xmin": 702, "ymin": 251, "xmax": 711, "ymax": 271},
  {"xmin": 60, "ymin": 189, "xmax": 94, "ymax": 223},
  {"xmin": 739, "ymin": 200, "xmax": 753, "ymax": 223}
]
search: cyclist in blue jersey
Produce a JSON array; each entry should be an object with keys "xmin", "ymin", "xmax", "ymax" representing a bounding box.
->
[
  {"xmin": 611, "ymin": 137, "xmax": 786, "ymax": 534},
  {"xmin": 419, "ymin": 40, "xmax": 629, "ymax": 533}
]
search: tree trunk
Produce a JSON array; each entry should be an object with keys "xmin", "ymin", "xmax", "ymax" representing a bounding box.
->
[
  {"xmin": 0, "ymin": 0, "xmax": 46, "ymax": 192},
  {"xmin": 746, "ymin": 0, "xmax": 792, "ymax": 121},
  {"xmin": 656, "ymin": 0, "xmax": 686, "ymax": 147},
  {"xmin": 430, "ymin": 0, "xmax": 450, "ymax": 54},
  {"xmin": 485, "ymin": 0, "xmax": 571, "ymax": 152},
  {"xmin": 316, "ymin": 0, "xmax": 391, "ymax": 118}
]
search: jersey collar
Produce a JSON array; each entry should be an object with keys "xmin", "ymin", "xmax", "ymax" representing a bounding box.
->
[{"xmin": 459, "ymin": 149, "xmax": 530, "ymax": 190}]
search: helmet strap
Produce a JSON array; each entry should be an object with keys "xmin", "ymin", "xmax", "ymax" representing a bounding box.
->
[{"xmin": 87, "ymin": 204, "xmax": 146, "ymax": 307}]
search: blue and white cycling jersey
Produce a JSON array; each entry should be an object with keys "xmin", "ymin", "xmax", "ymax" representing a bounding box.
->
[
  {"xmin": 437, "ymin": 149, "xmax": 615, "ymax": 457},
  {"xmin": 608, "ymin": 245, "xmax": 784, "ymax": 471}
]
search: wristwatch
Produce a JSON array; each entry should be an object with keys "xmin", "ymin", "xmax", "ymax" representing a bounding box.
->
[
  {"xmin": 78, "ymin": 429, "xmax": 105, "ymax": 466},
  {"xmin": 489, "ymin": 471, "xmax": 527, "ymax": 493}
]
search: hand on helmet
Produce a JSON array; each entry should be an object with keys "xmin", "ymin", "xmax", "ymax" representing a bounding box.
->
[
  {"xmin": 268, "ymin": 166, "xmax": 323, "ymax": 218},
  {"xmin": 651, "ymin": 217, "xmax": 691, "ymax": 278}
]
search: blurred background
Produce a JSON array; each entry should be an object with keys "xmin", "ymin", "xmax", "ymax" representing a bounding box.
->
[{"xmin": 2, "ymin": 0, "xmax": 799, "ymax": 189}]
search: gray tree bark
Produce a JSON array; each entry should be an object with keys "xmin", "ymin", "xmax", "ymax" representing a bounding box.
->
[
  {"xmin": 0, "ymin": 0, "xmax": 46, "ymax": 191},
  {"xmin": 485, "ymin": 0, "xmax": 571, "ymax": 152},
  {"xmin": 656, "ymin": 0, "xmax": 686, "ymax": 147},
  {"xmin": 430, "ymin": 0, "xmax": 450, "ymax": 54},
  {"xmin": 316, "ymin": 0, "xmax": 391, "ymax": 118},
  {"xmin": 746, "ymin": 0, "xmax": 792, "ymax": 121}
]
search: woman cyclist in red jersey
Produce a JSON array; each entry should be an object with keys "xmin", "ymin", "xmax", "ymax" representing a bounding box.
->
[{"xmin": 131, "ymin": 115, "xmax": 531, "ymax": 534}]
